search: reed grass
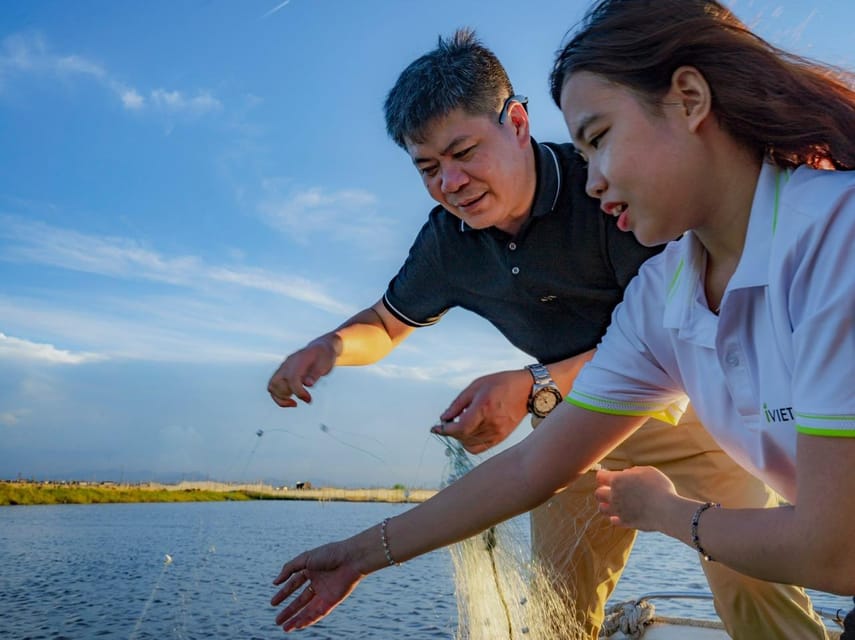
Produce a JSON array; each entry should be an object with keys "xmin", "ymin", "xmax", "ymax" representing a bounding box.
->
[{"xmin": 0, "ymin": 481, "xmax": 436, "ymax": 506}]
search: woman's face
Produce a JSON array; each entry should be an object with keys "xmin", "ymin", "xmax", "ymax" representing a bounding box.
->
[{"xmin": 560, "ymin": 71, "xmax": 711, "ymax": 246}]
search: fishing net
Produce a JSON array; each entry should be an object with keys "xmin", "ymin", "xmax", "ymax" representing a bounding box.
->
[{"xmin": 440, "ymin": 436, "xmax": 591, "ymax": 640}]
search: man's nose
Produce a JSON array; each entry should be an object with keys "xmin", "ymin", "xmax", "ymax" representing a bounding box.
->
[{"xmin": 441, "ymin": 165, "xmax": 468, "ymax": 193}]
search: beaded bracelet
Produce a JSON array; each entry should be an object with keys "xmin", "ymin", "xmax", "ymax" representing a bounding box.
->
[
  {"xmin": 380, "ymin": 517, "xmax": 400, "ymax": 567},
  {"xmin": 691, "ymin": 501, "xmax": 720, "ymax": 562}
]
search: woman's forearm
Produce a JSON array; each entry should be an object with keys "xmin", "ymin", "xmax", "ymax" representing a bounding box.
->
[
  {"xmin": 655, "ymin": 434, "xmax": 855, "ymax": 594},
  {"xmin": 352, "ymin": 404, "xmax": 645, "ymax": 574}
]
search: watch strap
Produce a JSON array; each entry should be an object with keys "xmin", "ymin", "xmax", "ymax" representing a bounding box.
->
[{"xmin": 526, "ymin": 362, "xmax": 554, "ymax": 386}]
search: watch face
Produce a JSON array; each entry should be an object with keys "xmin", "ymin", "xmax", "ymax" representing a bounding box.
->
[{"xmin": 532, "ymin": 388, "xmax": 559, "ymax": 415}]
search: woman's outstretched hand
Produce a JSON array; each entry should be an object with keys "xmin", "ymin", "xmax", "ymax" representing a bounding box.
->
[
  {"xmin": 271, "ymin": 541, "xmax": 365, "ymax": 632},
  {"xmin": 594, "ymin": 466, "xmax": 679, "ymax": 531}
]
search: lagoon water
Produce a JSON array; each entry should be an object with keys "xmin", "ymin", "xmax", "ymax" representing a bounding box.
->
[{"xmin": 0, "ymin": 500, "xmax": 849, "ymax": 639}]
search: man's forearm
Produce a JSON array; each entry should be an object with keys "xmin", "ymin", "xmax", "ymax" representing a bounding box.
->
[{"xmin": 326, "ymin": 304, "xmax": 414, "ymax": 366}]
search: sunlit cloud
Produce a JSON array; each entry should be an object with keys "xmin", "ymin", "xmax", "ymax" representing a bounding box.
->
[
  {"xmin": 371, "ymin": 341, "xmax": 526, "ymax": 389},
  {"xmin": 0, "ymin": 332, "xmax": 105, "ymax": 364}
]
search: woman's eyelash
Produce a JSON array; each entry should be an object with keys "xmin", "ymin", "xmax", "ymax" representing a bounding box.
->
[{"xmin": 589, "ymin": 130, "xmax": 606, "ymax": 148}]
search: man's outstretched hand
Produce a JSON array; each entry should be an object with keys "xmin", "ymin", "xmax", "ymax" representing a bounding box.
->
[{"xmin": 268, "ymin": 340, "xmax": 337, "ymax": 408}]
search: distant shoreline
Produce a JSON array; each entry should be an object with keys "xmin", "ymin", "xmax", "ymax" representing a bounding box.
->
[{"xmin": 0, "ymin": 481, "xmax": 438, "ymax": 507}]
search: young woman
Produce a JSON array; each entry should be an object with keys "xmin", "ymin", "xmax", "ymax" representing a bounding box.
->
[{"xmin": 269, "ymin": 0, "xmax": 855, "ymax": 632}]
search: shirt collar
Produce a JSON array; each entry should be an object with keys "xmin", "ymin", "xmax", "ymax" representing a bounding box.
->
[
  {"xmin": 458, "ymin": 137, "xmax": 560, "ymax": 233},
  {"xmin": 661, "ymin": 162, "xmax": 785, "ymax": 344},
  {"xmin": 727, "ymin": 162, "xmax": 788, "ymax": 291},
  {"xmin": 661, "ymin": 233, "xmax": 715, "ymax": 346},
  {"xmin": 530, "ymin": 138, "xmax": 562, "ymax": 219}
]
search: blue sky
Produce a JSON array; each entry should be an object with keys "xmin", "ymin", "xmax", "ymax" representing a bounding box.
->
[{"xmin": 1, "ymin": 1, "xmax": 852, "ymax": 488}]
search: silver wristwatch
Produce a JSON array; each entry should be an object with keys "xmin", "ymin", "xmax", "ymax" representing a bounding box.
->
[{"xmin": 526, "ymin": 363, "xmax": 563, "ymax": 418}]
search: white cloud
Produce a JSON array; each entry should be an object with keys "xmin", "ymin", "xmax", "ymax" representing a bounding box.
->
[
  {"xmin": 0, "ymin": 32, "xmax": 49, "ymax": 73},
  {"xmin": 0, "ymin": 217, "xmax": 199, "ymax": 283},
  {"xmin": 261, "ymin": 185, "xmax": 377, "ymax": 231},
  {"xmin": 55, "ymin": 54, "xmax": 107, "ymax": 78},
  {"xmin": 262, "ymin": 0, "xmax": 292, "ymax": 19},
  {"xmin": 0, "ymin": 215, "xmax": 352, "ymax": 316},
  {"xmin": 120, "ymin": 87, "xmax": 144, "ymax": 110},
  {"xmin": 208, "ymin": 266, "xmax": 350, "ymax": 314},
  {"xmin": 0, "ymin": 409, "xmax": 30, "ymax": 427},
  {"xmin": 0, "ymin": 32, "xmax": 220, "ymax": 117},
  {"xmin": 0, "ymin": 295, "xmax": 291, "ymax": 364},
  {"xmin": 0, "ymin": 332, "xmax": 105, "ymax": 365},
  {"xmin": 1, "ymin": 32, "xmax": 126, "ymax": 103},
  {"xmin": 258, "ymin": 184, "xmax": 403, "ymax": 253},
  {"xmin": 151, "ymin": 88, "xmax": 221, "ymax": 115}
]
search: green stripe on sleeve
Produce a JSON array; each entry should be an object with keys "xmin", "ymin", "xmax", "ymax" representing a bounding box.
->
[
  {"xmin": 565, "ymin": 397, "xmax": 682, "ymax": 426},
  {"xmin": 795, "ymin": 412, "xmax": 855, "ymax": 421},
  {"xmin": 796, "ymin": 425, "xmax": 855, "ymax": 437}
]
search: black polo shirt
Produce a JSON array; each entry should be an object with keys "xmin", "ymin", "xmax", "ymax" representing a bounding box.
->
[{"xmin": 382, "ymin": 139, "xmax": 663, "ymax": 363}]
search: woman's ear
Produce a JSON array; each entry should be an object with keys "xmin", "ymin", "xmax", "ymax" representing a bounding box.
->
[{"xmin": 670, "ymin": 66, "xmax": 712, "ymax": 132}]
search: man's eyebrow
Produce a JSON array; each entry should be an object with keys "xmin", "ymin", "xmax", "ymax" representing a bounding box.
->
[
  {"xmin": 411, "ymin": 135, "xmax": 471, "ymax": 166},
  {"xmin": 572, "ymin": 113, "xmax": 600, "ymax": 145}
]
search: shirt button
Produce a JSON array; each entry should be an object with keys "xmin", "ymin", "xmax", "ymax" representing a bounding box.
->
[
  {"xmin": 511, "ymin": 266, "xmax": 520, "ymax": 275},
  {"xmin": 508, "ymin": 242, "xmax": 517, "ymax": 251},
  {"xmin": 725, "ymin": 351, "xmax": 740, "ymax": 367}
]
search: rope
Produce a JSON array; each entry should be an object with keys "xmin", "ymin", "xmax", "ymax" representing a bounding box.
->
[
  {"xmin": 600, "ymin": 599, "xmax": 656, "ymax": 639},
  {"xmin": 482, "ymin": 526, "xmax": 515, "ymax": 640},
  {"xmin": 840, "ymin": 597, "xmax": 855, "ymax": 640}
]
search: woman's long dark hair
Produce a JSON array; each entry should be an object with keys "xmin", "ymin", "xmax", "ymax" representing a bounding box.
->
[{"xmin": 550, "ymin": 0, "xmax": 855, "ymax": 170}]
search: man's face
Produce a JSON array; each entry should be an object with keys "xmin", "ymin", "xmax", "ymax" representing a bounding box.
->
[{"xmin": 404, "ymin": 105, "xmax": 534, "ymax": 235}]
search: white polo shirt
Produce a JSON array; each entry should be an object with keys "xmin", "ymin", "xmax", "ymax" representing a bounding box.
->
[{"xmin": 568, "ymin": 163, "xmax": 855, "ymax": 502}]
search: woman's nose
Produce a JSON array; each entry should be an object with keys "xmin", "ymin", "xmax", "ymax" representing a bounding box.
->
[{"xmin": 585, "ymin": 164, "xmax": 606, "ymax": 199}]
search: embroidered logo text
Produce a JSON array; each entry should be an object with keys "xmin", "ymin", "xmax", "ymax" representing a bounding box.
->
[{"xmin": 763, "ymin": 403, "xmax": 794, "ymax": 423}]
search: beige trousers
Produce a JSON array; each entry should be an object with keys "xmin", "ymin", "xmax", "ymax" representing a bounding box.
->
[{"xmin": 529, "ymin": 408, "xmax": 828, "ymax": 640}]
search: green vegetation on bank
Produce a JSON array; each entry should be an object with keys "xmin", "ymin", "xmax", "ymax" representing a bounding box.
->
[
  {"xmin": 0, "ymin": 482, "xmax": 255, "ymax": 506},
  {"xmin": 0, "ymin": 481, "xmax": 437, "ymax": 506}
]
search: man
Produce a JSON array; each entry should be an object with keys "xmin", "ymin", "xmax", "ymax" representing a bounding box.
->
[{"xmin": 268, "ymin": 29, "xmax": 827, "ymax": 639}]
